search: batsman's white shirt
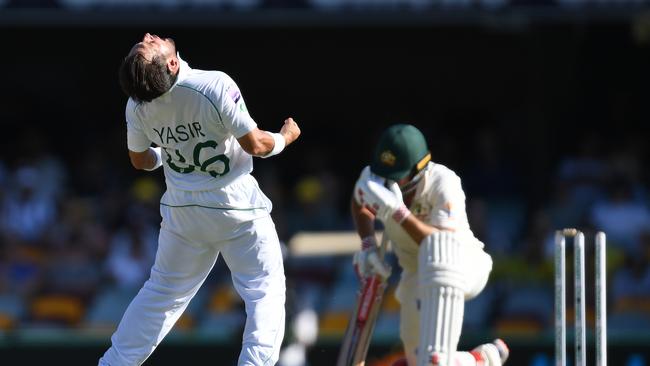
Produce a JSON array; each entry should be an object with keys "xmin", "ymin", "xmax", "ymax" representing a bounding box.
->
[
  {"xmin": 100, "ymin": 56, "xmax": 285, "ymax": 366},
  {"xmin": 383, "ymin": 162, "xmax": 492, "ymax": 361},
  {"xmin": 386, "ymin": 162, "xmax": 473, "ymax": 272}
]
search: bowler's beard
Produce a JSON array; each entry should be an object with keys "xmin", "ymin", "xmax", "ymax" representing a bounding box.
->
[
  {"xmin": 165, "ymin": 37, "xmax": 179, "ymax": 84},
  {"xmin": 167, "ymin": 66, "xmax": 178, "ymax": 85}
]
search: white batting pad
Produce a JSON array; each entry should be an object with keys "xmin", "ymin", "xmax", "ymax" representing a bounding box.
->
[{"xmin": 417, "ymin": 232, "xmax": 468, "ymax": 366}]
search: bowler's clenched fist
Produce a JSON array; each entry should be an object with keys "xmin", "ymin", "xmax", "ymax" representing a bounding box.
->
[{"xmin": 280, "ymin": 117, "xmax": 301, "ymax": 146}]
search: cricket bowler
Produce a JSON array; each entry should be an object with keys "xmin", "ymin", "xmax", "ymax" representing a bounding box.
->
[
  {"xmin": 98, "ymin": 33, "xmax": 300, "ymax": 365},
  {"xmin": 351, "ymin": 124, "xmax": 509, "ymax": 366}
]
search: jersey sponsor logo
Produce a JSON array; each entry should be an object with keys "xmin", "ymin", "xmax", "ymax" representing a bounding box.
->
[
  {"xmin": 227, "ymin": 85, "xmax": 241, "ymax": 104},
  {"xmin": 380, "ymin": 150, "xmax": 396, "ymax": 166},
  {"xmin": 412, "ymin": 202, "xmax": 431, "ymax": 220}
]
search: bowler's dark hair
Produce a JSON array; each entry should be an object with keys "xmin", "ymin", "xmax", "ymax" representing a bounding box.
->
[{"xmin": 119, "ymin": 53, "xmax": 177, "ymax": 103}]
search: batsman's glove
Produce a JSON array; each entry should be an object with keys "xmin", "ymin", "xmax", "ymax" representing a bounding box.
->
[
  {"xmin": 353, "ymin": 235, "xmax": 391, "ymax": 280},
  {"xmin": 353, "ymin": 166, "xmax": 411, "ymax": 224}
]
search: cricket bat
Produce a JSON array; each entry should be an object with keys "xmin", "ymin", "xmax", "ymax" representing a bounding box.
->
[{"xmin": 337, "ymin": 234, "xmax": 390, "ymax": 366}]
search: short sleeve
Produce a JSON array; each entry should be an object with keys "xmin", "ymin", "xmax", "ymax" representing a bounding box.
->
[
  {"xmin": 125, "ymin": 101, "xmax": 151, "ymax": 152},
  {"xmin": 431, "ymin": 174, "xmax": 468, "ymax": 230},
  {"xmin": 213, "ymin": 73, "xmax": 257, "ymax": 138}
]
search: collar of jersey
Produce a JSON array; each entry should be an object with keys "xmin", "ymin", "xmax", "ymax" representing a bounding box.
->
[
  {"xmin": 412, "ymin": 162, "xmax": 434, "ymax": 198},
  {"xmin": 164, "ymin": 52, "xmax": 191, "ymax": 95}
]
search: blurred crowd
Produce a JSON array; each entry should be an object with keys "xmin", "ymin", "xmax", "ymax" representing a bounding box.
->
[{"xmin": 0, "ymin": 128, "xmax": 648, "ymax": 365}]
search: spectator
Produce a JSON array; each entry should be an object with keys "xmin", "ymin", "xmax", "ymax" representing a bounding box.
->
[
  {"xmin": 44, "ymin": 237, "xmax": 102, "ymax": 300},
  {"xmin": 555, "ymin": 133, "xmax": 607, "ymax": 215},
  {"xmin": 0, "ymin": 166, "xmax": 57, "ymax": 243},
  {"xmin": 0, "ymin": 236, "xmax": 44, "ymax": 297},
  {"xmin": 105, "ymin": 216, "xmax": 158, "ymax": 289},
  {"xmin": 589, "ymin": 175, "xmax": 650, "ymax": 254},
  {"xmin": 285, "ymin": 171, "xmax": 344, "ymax": 237},
  {"xmin": 611, "ymin": 231, "xmax": 650, "ymax": 302}
]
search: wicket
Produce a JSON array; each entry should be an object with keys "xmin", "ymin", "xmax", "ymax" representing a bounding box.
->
[{"xmin": 554, "ymin": 228, "xmax": 607, "ymax": 366}]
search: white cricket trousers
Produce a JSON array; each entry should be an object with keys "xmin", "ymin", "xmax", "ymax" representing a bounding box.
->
[{"xmin": 99, "ymin": 203, "xmax": 286, "ymax": 366}]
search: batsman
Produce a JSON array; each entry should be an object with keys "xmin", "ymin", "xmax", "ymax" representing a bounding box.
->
[{"xmin": 350, "ymin": 124, "xmax": 509, "ymax": 366}]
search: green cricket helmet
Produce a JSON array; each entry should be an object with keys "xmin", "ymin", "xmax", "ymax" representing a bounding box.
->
[{"xmin": 370, "ymin": 124, "xmax": 431, "ymax": 181}]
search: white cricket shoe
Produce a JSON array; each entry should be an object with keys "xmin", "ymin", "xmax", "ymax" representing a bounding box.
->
[{"xmin": 470, "ymin": 338, "xmax": 509, "ymax": 366}]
